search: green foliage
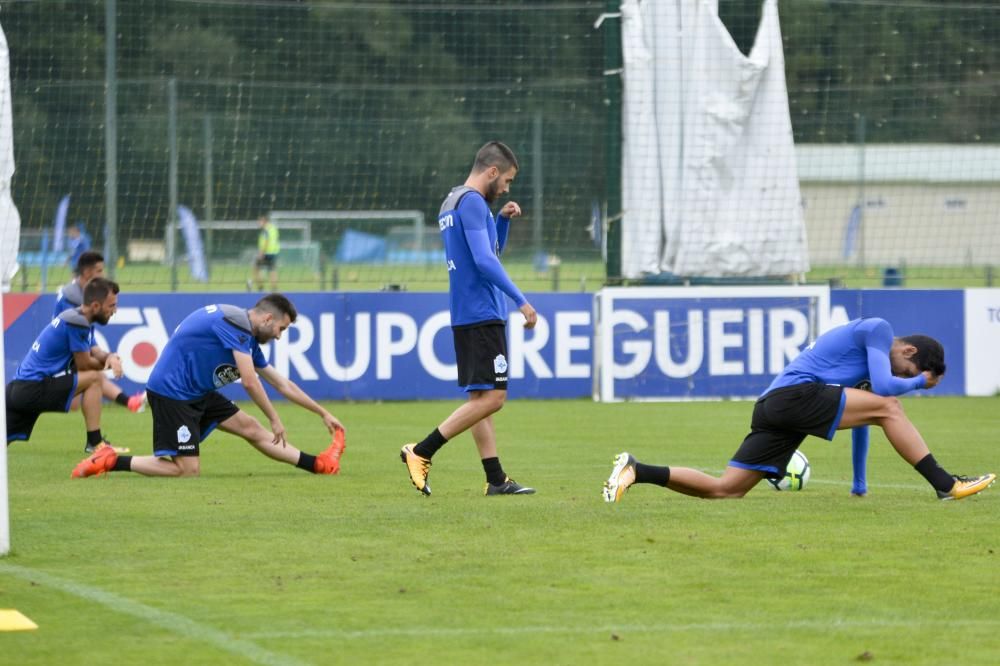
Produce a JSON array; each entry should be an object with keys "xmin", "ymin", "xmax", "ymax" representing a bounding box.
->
[{"xmin": 2, "ymin": 397, "xmax": 998, "ymax": 664}]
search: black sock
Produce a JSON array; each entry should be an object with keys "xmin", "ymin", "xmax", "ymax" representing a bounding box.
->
[
  {"xmin": 635, "ymin": 463, "xmax": 671, "ymax": 486},
  {"xmin": 296, "ymin": 452, "xmax": 317, "ymax": 473},
  {"xmin": 114, "ymin": 392, "xmax": 129, "ymax": 407},
  {"xmin": 482, "ymin": 457, "xmax": 506, "ymax": 486},
  {"xmin": 413, "ymin": 428, "xmax": 448, "ymax": 459},
  {"xmin": 914, "ymin": 454, "xmax": 954, "ymax": 493},
  {"xmin": 86, "ymin": 430, "xmax": 103, "ymax": 447},
  {"xmin": 112, "ymin": 456, "xmax": 132, "ymax": 472}
]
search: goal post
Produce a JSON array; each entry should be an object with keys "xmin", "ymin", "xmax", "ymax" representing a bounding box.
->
[{"xmin": 594, "ymin": 285, "xmax": 830, "ymax": 402}]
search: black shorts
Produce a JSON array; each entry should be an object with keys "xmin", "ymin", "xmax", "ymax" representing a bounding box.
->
[
  {"xmin": 5, "ymin": 375, "xmax": 78, "ymax": 442},
  {"xmin": 255, "ymin": 254, "xmax": 278, "ymax": 269},
  {"xmin": 453, "ymin": 322, "xmax": 508, "ymax": 392},
  {"xmin": 148, "ymin": 389, "xmax": 239, "ymax": 457},
  {"xmin": 730, "ymin": 383, "xmax": 845, "ymax": 478}
]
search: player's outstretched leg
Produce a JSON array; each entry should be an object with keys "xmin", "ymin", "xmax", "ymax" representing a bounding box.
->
[
  {"xmin": 400, "ymin": 444, "xmax": 432, "ymax": 496},
  {"xmin": 938, "ymin": 473, "xmax": 996, "ymax": 501},
  {"xmin": 603, "ymin": 452, "xmax": 637, "ymax": 503}
]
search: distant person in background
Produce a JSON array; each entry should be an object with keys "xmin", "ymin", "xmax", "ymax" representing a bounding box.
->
[
  {"xmin": 400, "ymin": 140, "xmax": 538, "ymax": 497},
  {"xmin": 251, "ymin": 214, "xmax": 280, "ymax": 291},
  {"xmin": 6, "ymin": 278, "xmax": 126, "ymax": 454},
  {"xmin": 602, "ymin": 318, "xmax": 995, "ymax": 503},
  {"xmin": 71, "ymin": 294, "xmax": 346, "ymax": 479},
  {"xmin": 54, "ymin": 250, "xmax": 146, "ymax": 431},
  {"xmin": 66, "ymin": 222, "xmax": 91, "ymax": 269}
]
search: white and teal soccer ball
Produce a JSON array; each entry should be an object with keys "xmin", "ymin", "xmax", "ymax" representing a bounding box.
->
[{"xmin": 767, "ymin": 450, "xmax": 811, "ymax": 491}]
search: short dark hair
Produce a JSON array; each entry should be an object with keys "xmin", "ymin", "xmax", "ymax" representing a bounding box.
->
[
  {"xmin": 75, "ymin": 251, "xmax": 105, "ymax": 275},
  {"xmin": 472, "ymin": 140, "xmax": 519, "ymax": 174},
  {"xmin": 255, "ymin": 293, "xmax": 297, "ymax": 323},
  {"xmin": 83, "ymin": 277, "xmax": 120, "ymax": 305},
  {"xmin": 900, "ymin": 334, "xmax": 946, "ymax": 376}
]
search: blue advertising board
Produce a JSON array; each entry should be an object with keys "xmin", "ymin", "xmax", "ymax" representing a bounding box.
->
[
  {"xmin": 2, "ymin": 288, "xmax": 971, "ymax": 400},
  {"xmin": 3, "ymin": 292, "xmax": 594, "ymax": 401}
]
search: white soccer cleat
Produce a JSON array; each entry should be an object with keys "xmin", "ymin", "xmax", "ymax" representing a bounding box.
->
[{"xmin": 603, "ymin": 452, "xmax": 637, "ymax": 503}]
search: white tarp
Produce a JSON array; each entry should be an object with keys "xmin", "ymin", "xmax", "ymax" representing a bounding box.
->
[
  {"xmin": 0, "ymin": 22, "xmax": 20, "ymax": 292},
  {"xmin": 620, "ymin": 0, "xmax": 808, "ymax": 278}
]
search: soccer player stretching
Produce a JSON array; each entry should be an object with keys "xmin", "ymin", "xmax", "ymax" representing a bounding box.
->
[
  {"xmin": 603, "ymin": 318, "xmax": 995, "ymax": 502},
  {"xmin": 55, "ymin": 250, "xmax": 146, "ymax": 432},
  {"xmin": 6, "ymin": 278, "xmax": 124, "ymax": 452},
  {"xmin": 401, "ymin": 141, "xmax": 538, "ymax": 496},
  {"xmin": 72, "ymin": 294, "xmax": 345, "ymax": 478}
]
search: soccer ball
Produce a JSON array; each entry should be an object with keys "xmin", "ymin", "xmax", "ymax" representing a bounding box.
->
[{"xmin": 767, "ymin": 450, "xmax": 811, "ymax": 491}]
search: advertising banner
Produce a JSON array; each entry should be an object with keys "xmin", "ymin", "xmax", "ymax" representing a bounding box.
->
[
  {"xmin": 3, "ymin": 292, "xmax": 594, "ymax": 401},
  {"xmin": 3, "ymin": 288, "xmax": 977, "ymax": 400},
  {"xmin": 595, "ymin": 286, "xmax": 830, "ymax": 401},
  {"xmin": 962, "ymin": 289, "xmax": 1000, "ymax": 396}
]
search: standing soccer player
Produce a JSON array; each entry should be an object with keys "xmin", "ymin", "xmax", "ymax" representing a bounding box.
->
[
  {"xmin": 602, "ymin": 318, "xmax": 995, "ymax": 502},
  {"xmin": 251, "ymin": 214, "xmax": 280, "ymax": 291},
  {"xmin": 71, "ymin": 294, "xmax": 345, "ymax": 478},
  {"xmin": 6, "ymin": 277, "xmax": 123, "ymax": 452},
  {"xmin": 400, "ymin": 141, "xmax": 538, "ymax": 496},
  {"xmin": 54, "ymin": 250, "xmax": 146, "ymax": 421}
]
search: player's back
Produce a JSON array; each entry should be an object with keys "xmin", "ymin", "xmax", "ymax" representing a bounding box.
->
[
  {"xmin": 765, "ymin": 319, "xmax": 874, "ymax": 394},
  {"xmin": 15, "ymin": 309, "xmax": 94, "ymax": 381},
  {"xmin": 53, "ymin": 280, "xmax": 83, "ymax": 317},
  {"xmin": 147, "ymin": 304, "xmax": 259, "ymax": 401}
]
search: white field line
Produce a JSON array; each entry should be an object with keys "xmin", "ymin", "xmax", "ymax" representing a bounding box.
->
[
  {"xmin": 0, "ymin": 562, "xmax": 307, "ymax": 666},
  {"xmin": 244, "ymin": 617, "xmax": 1000, "ymax": 641}
]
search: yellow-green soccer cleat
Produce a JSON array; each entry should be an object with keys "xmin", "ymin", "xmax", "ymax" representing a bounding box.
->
[
  {"xmin": 937, "ymin": 473, "xmax": 996, "ymax": 501},
  {"xmin": 400, "ymin": 444, "xmax": 432, "ymax": 496},
  {"xmin": 603, "ymin": 452, "xmax": 637, "ymax": 503}
]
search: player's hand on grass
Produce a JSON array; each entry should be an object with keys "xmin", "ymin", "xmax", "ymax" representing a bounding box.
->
[
  {"xmin": 270, "ymin": 417, "xmax": 287, "ymax": 447},
  {"xmin": 499, "ymin": 201, "xmax": 521, "ymax": 218},
  {"xmin": 519, "ymin": 302, "xmax": 537, "ymax": 329}
]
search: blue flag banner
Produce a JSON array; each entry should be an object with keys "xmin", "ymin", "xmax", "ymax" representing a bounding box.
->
[
  {"xmin": 52, "ymin": 194, "xmax": 70, "ymax": 253},
  {"xmin": 842, "ymin": 204, "xmax": 861, "ymax": 259},
  {"xmin": 177, "ymin": 205, "xmax": 208, "ymax": 282}
]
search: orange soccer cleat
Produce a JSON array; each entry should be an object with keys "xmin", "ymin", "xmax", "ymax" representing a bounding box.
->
[
  {"xmin": 71, "ymin": 444, "xmax": 118, "ymax": 479},
  {"xmin": 314, "ymin": 428, "xmax": 346, "ymax": 475}
]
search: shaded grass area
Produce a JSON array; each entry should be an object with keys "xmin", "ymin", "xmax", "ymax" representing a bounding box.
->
[
  {"xmin": 13, "ymin": 260, "xmax": 998, "ymax": 294},
  {"xmin": 2, "ymin": 397, "xmax": 998, "ymax": 664}
]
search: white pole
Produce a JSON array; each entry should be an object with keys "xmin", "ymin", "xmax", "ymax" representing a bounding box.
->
[
  {"xmin": 0, "ymin": 290, "xmax": 9, "ymax": 555},
  {"xmin": 0, "ymin": 19, "xmax": 18, "ymax": 556}
]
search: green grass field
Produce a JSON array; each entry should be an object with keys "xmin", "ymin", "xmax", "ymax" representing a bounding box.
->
[
  {"xmin": 14, "ymin": 259, "xmax": 1000, "ymax": 294},
  {"xmin": 2, "ymin": 398, "xmax": 998, "ymax": 664}
]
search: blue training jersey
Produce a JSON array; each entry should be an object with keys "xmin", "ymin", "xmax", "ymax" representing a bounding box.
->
[
  {"xmin": 764, "ymin": 317, "xmax": 926, "ymax": 397},
  {"xmin": 439, "ymin": 186, "xmax": 527, "ymax": 327},
  {"xmin": 53, "ymin": 279, "xmax": 83, "ymax": 317},
  {"xmin": 14, "ymin": 309, "xmax": 95, "ymax": 381},
  {"xmin": 147, "ymin": 304, "xmax": 268, "ymax": 401}
]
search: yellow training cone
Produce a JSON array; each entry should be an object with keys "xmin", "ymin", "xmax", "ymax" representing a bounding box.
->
[{"xmin": 0, "ymin": 609, "xmax": 38, "ymax": 631}]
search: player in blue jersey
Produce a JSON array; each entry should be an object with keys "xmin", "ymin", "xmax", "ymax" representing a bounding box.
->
[
  {"xmin": 401, "ymin": 141, "xmax": 539, "ymax": 496},
  {"xmin": 603, "ymin": 317, "xmax": 995, "ymax": 502},
  {"xmin": 6, "ymin": 277, "xmax": 125, "ymax": 453},
  {"xmin": 71, "ymin": 293, "xmax": 346, "ymax": 479},
  {"xmin": 54, "ymin": 251, "xmax": 146, "ymax": 418}
]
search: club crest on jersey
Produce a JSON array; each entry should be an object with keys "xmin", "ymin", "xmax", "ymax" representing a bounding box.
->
[
  {"xmin": 177, "ymin": 425, "xmax": 191, "ymax": 443},
  {"xmin": 494, "ymin": 354, "xmax": 508, "ymax": 374},
  {"xmin": 213, "ymin": 364, "xmax": 241, "ymax": 388}
]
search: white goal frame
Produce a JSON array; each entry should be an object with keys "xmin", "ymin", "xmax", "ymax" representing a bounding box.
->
[{"xmin": 594, "ymin": 285, "xmax": 830, "ymax": 402}]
